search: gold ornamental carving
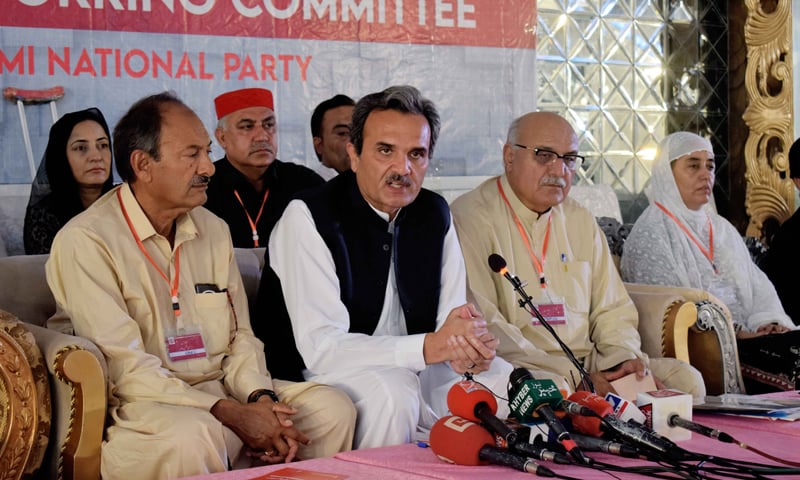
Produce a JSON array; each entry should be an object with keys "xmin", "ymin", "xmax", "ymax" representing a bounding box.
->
[
  {"xmin": 0, "ymin": 329, "xmax": 37, "ymax": 480},
  {"xmin": 742, "ymin": 0, "xmax": 794, "ymax": 240}
]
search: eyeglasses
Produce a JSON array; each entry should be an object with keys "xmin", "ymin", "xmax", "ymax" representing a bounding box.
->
[{"xmin": 511, "ymin": 144, "xmax": 584, "ymax": 171}]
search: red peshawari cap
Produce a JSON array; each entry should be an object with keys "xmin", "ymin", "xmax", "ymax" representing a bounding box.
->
[{"xmin": 214, "ymin": 88, "xmax": 274, "ymax": 119}]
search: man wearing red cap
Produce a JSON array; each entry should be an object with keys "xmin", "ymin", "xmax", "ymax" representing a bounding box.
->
[{"xmin": 205, "ymin": 87, "xmax": 323, "ymax": 248}]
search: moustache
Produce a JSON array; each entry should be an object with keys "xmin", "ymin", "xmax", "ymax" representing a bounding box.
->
[
  {"xmin": 385, "ymin": 173, "xmax": 412, "ymax": 187},
  {"xmin": 540, "ymin": 176, "xmax": 567, "ymax": 188},
  {"xmin": 250, "ymin": 142, "xmax": 273, "ymax": 154},
  {"xmin": 191, "ymin": 175, "xmax": 211, "ymax": 187}
]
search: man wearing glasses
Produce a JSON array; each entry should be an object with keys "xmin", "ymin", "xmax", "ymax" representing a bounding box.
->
[{"xmin": 451, "ymin": 112, "xmax": 705, "ymax": 400}]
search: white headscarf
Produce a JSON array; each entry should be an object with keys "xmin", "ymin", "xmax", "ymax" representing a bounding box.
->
[
  {"xmin": 645, "ymin": 131, "xmax": 716, "ymax": 217},
  {"xmin": 621, "ymin": 132, "xmax": 794, "ymax": 331}
]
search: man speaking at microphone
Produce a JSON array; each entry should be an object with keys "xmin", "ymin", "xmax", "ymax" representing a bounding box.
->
[
  {"xmin": 258, "ymin": 85, "xmax": 513, "ymax": 449},
  {"xmin": 450, "ymin": 112, "xmax": 705, "ymax": 399}
]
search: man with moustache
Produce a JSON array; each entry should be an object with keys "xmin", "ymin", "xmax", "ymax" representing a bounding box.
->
[
  {"xmin": 46, "ymin": 93, "xmax": 355, "ymax": 479},
  {"xmin": 310, "ymin": 94, "xmax": 355, "ymax": 180},
  {"xmin": 450, "ymin": 112, "xmax": 705, "ymax": 399},
  {"xmin": 205, "ymin": 88, "xmax": 324, "ymax": 248},
  {"xmin": 255, "ymin": 85, "xmax": 513, "ymax": 449}
]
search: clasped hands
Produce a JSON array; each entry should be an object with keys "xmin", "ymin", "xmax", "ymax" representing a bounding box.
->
[
  {"xmin": 211, "ymin": 396, "xmax": 310, "ymax": 465},
  {"xmin": 423, "ymin": 303, "xmax": 498, "ymax": 374}
]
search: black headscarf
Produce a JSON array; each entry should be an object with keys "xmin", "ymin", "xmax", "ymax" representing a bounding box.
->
[{"xmin": 28, "ymin": 107, "xmax": 115, "ymax": 225}]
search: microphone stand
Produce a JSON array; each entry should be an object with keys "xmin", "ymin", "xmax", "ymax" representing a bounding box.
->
[{"xmin": 504, "ymin": 272, "xmax": 596, "ymax": 393}]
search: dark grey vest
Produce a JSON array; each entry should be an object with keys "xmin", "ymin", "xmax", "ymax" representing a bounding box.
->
[{"xmin": 255, "ymin": 171, "xmax": 450, "ymax": 381}]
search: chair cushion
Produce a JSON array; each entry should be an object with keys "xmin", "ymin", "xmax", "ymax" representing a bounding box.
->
[
  {"xmin": 569, "ymin": 184, "xmax": 623, "ymax": 222},
  {"xmin": 0, "ymin": 255, "xmax": 53, "ymax": 327}
]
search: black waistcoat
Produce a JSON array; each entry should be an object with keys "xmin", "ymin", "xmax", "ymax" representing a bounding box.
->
[{"xmin": 254, "ymin": 171, "xmax": 450, "ymax": 381}]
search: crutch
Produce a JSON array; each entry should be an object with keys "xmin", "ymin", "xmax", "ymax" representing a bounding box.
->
[{"xmin": 3, "ymin": 86, "xmax": 65, "ymax": 180}]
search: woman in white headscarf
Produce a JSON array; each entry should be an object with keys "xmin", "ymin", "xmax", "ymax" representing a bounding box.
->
[{"xmin": 621, "ymin": 132, "xmax": 798, "ymax": 391}]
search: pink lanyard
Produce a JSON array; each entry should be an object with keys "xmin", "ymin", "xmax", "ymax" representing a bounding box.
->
[
  {"xmin": 497, "ymin": 178, "xmax": 551, "ymax": 288},
  {"xmin": 234, "ymin": 188, "xmax": 269, "ymax": 247},
  {"xmin": 655, "ymin": 202, "xmax": 718, "ymax": 274},
  {"xmin": 118, "ymin": 189, "xmax": 183, "ymax": 318}
]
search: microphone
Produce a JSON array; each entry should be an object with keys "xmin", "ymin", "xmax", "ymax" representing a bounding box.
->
[
  {"xmin": 488, "ymin": 253, "xmax": 524, "ymax": 288},
  {"xmin": 430, "ymin": 415, "xmax": 556, "ymax": 477},
  {"xmin": 604, "ymin": 392, "xmax": 647, "ymax": 424},
  {"xmin": 447, "ymin": 380, "xmax": 571, "ymax": 464},
  {"xmin": 535, "ymin": 432, "xmax": 644, "ymax": 459},
  {"xmin": 560, "ymin": 399, "xmax": 599, "ymax": 417},
  {"xmin": 487, "ymin": 253, "xmax": 595, "ymax": 393},
  {"xmin": 567, "ymin": 391, "xmax": 685, "ymax": 460},
  {"xmin": 447, "ymin": 380, "xmax": 518, "ymax": 445},
  {"xmin": 571, "ymin": 433, "xmax": 644, "ymax": 458},
  {"xmin": 667, "ymin": 414, "xmax": 734, "ymax": 443},
  {"xmin": 508, "ymin": 368, "xmax": 591, "ymax": 465}
]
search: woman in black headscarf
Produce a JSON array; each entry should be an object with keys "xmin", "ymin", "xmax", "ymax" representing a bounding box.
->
[{"xmin": 24, "ymin": 107, "xmax": 114, "ymax": 254}]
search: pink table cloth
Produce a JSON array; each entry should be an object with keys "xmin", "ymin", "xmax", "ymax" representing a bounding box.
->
[{"xmin": 182, "ymin": 396, "xmax": 800, "ymax": 479}]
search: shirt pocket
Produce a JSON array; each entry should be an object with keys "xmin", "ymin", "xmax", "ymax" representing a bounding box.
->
[
  {"xmin": 556, "ymin": 260, "xmax": 591, "ymax": 317},
  {"xmin": 193, "ymin": 291, "xmax": 232, "ymax": 354}
]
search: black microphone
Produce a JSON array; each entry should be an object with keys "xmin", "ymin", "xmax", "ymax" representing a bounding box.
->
[
  {"xmin": 560, "ymin": 399, "xmax": 599, "ymax": 417},
  {"xmin": 476, "ymin": 444, "xmax": 557, "ymax": 476},
  {"xmin": 536, "ymin": 432, "xmax": 644, "ymax": 459},
  {"xmin": 488, "ymin": 253, "xmax": 523, "ymax": 288},
  {"xmin": 668, "ymin": 414, "xmax": 734, "ymax": 443},
  {"xmin": 508, "ymin": 368, "xmax": 591, "ymax": 465},
  {"xmin": 571, "ymin": 433, "xmax": 644, "ymax": 459},
  {"xmin": 488, "ymin": 253, "xmax": 595, "ymax": 393},
  {"xmin": 568, "ymin": 391, "xmax": 686, "ymax": 460},
  {"xmin": 509, "ymin": 426, "xmax": 573, "ymax": 465}
]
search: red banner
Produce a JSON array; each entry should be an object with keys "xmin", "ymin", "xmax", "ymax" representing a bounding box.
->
[{"xmin": 6, "ymin": 0, "xmax": 536, "ymax": 49}]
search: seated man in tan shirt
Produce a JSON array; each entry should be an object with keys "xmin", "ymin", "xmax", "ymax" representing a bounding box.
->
[
  {"xmin": 46, "ymin": 92, "xmax": 355, "ymax": 479},
  {"xmin": 451, "ymin": 111, "xmax": 706, "ymax": 400}
]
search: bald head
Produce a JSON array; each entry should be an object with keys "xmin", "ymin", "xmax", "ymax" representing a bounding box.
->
[
  {"xmin": 503, "ymin": 112, "xmax": 579, "ymax": 213},
  {"xmin": 506, "ymin": 112, "xmax": 577, "ymax": 146}
]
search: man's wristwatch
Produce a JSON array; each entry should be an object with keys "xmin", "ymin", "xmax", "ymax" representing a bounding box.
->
[{"xmin": 248, "ymin": 389, "xmax": 279, "ymax": 403}]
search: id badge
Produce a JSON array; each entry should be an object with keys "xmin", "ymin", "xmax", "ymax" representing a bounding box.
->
[
  {"xmin": 532, "ymin": 296, "xmax": 568, "ymax": 326},
  {"xmin": 165, "ymin": 326, "xmax": 207, "ymax": 361}
]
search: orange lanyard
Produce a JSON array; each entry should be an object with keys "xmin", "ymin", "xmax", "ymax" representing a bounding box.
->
[
  {"xmin": 234, "ymin": 188, "xmax": 269, "ymax": 247},
  {"xmin": 118, "ymin": 189, "xmax": 183, "ymax": 318},
  {"xmin": 497, "ymin": 178, "xmax": 551, "ymax": 288},
  {"xmin": 655, "ymin": 202, "xmax": 718, "ymax": 274}
]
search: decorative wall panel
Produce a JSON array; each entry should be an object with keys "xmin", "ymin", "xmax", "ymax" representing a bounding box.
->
[{"xmin": 537, "ymin": 0, "xmax": 729, "ymax": 223}]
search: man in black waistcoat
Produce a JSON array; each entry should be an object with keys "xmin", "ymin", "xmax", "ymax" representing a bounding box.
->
[
  {"xmin": 205, "ymin": 88, "xmax": 323, "ymax": 248},
  {"xmin": 254, "ymin": 85, "xmax": 513, "ymax": 449}
]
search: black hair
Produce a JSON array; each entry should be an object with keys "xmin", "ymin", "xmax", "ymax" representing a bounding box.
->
[
  {"xmin": 349, "ymin": 85, "xmax": 440, "ymax": 157},
  {"xmin": 114, "ymin": 91, "xmax": 187, "ymax": 182},
  {"xmin": 44, "ymin": 107, "xmax": 114, "ymax": 222},
  {"xmin": 789, "ymin": 137, "xmax": 800, "ymax": 179}
]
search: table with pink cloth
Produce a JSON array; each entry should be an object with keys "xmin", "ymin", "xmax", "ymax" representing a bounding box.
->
[{"xmin": 181, "ymin": 394, "xmax": 800, "ymax": 479}]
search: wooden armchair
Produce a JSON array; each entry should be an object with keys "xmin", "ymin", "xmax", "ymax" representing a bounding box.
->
[
  {"xmin": 0, "ymin": 248, "xmax": 268, "ymax": 479},
  {"xmin": 625, "ymin": 283, "xmax": 745, "ymax": 395},
  {"xmin": 0, "ymin": 255, "xmax": 106, "ymax": 480}
]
